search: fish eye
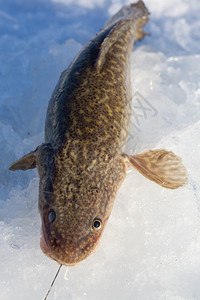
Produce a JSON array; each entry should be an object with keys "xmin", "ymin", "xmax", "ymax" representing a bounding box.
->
[
  {"xmin": 92, "ymin": 218, "xmax": 102, "ymax": 230},
  {"xmin": 48, "ymin": 210, "xmax": 56, "ymax": 223}
]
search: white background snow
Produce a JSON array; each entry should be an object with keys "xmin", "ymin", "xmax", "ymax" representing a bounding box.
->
[{"xmin": 1, "ymin": 0, "xmax": 200, "ymax": 299}]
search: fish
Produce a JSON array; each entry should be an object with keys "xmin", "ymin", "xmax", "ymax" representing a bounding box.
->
[{"xmin": 9, "ymin": 1, "xmax": 187, "ymax": 266}]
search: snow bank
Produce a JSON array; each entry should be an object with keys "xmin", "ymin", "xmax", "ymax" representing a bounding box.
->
[{"xmin": 0, "ymin": 0, "xmax": 200, "ymax": 299}]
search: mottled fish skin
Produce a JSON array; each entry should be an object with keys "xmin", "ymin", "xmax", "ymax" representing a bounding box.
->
[
  {"xmin": 38, "ymin": 1, "xmax": 149, "ymax": 265},
  {"xmin": 9, "ymin": 1, "xmax": 150, "ymax": 265}
]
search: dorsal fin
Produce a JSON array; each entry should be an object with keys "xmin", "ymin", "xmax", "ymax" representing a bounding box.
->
[
  {"xmin": 95, "ymin": 20, "xmax": 131, "ymax": 70},
  {"xmin": 95, "ymin": 1, "xmax": 149, "ymax": 71}
]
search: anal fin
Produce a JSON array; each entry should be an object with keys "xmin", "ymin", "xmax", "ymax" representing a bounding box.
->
[{"xmin": 122, "ymin": 149, "xmax": 188, "ymax": 189}]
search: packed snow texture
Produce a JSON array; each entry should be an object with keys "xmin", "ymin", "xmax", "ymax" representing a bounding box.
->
[{"xmin": 1, "ymin": 0, "xmax": 200, "ymax": 299}]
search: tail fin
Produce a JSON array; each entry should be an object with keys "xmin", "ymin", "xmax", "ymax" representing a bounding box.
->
[{"xmin": 104, "ymin": 1, "xmax": 150, "ymax": 41}]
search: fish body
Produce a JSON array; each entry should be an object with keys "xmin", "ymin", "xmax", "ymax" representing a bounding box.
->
[{"xmin": 9, "ymin": 1, "xmax": 187, "ymax": 266}]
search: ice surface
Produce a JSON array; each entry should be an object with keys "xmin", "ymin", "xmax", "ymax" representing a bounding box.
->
[{"xmin": 0, "ymin": 0, "xmax": 200, "ymax": 299}]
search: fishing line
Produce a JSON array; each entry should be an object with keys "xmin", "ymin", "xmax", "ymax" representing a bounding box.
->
[{"xmin": 43, "ymin": 264, "xmax": 62, "ymax": 300}]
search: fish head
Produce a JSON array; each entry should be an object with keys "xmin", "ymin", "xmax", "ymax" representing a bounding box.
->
[
  {"xmin": 38, "ymin": 184, "xmax": 109, "ymax": 266},
  {"xmin": 9, "ymin": 143, "xmax": 125, "ymax": 265},
  {"xmin": 38, "ymin": 158, "xmax": 114, "ymax": 266},
  {"xmin": 8, "ymin": 143, "xmax": 123, "ymax": 265}
]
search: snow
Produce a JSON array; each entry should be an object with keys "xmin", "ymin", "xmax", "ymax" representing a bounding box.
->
[{"xmin": 0, "ymin": 0, "xmax": 200, "ymax": 299}]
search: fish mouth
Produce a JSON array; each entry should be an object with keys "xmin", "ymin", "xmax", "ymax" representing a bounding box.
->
[
  {"xmin": 40, "ymin": 221, "xmax": 105, "ymax": 266},
  {"xmin": 40, "ymin": 226, "xmax": 79, "ymax": 266},
  {"xmin": 40, "ymin": 227, "xmax": 52, "ymax": 256},
  {"xmin": 40, "ymin": 225, "xmax": 59, "ymax": 262}
]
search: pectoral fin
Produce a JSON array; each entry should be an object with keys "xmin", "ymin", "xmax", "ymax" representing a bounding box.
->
[
  {"xmin": 122, "ymin": 149, "xmax": 188, "ymax": 189},
  {"xmin": 9, "ymin": 147, "xmax": 38, "ymax": 171}
]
